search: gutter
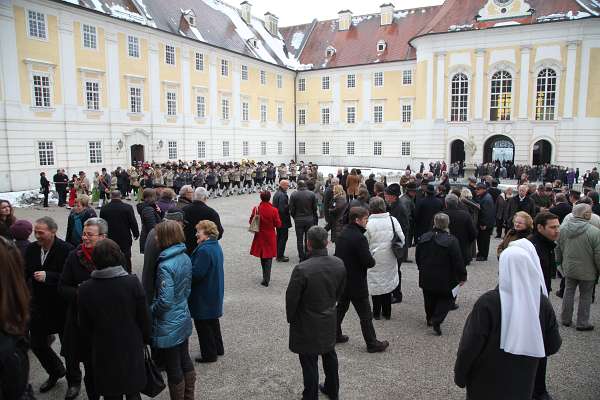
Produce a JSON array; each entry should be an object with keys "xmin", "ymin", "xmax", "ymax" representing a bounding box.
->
[{"xmin": 293, "ymin": 73, "xmax": 297, "ymax": 162}]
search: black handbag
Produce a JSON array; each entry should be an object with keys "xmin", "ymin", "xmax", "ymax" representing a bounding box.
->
[
  {"xmin": 141, "ymin": 346, "xmax": 166, "ymax": 397},
  {"xmin": 390, "ymin": 216, "xmax": 405, "ymax": 260}
]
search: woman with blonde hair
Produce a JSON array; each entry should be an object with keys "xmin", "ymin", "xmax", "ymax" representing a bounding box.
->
[
  {"xmin": 328, "ymin": 185, "xmax": 347, "ymax": 243},
  {"xmin": 497, "ymin": 211, "xmax": 533, "ymax": 258},
  {"xmin": 65, "ymin": 194, "xmax": 97, "ymax": 246}
]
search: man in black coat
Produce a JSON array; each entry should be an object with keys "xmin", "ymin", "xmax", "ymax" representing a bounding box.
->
[
  {"xmin": 549, "ymin": 193, "xmax": 572, "ymax": 223},
  {"xmin": 334, "ymin": 207, "xmax": 389, "ymax": 353},
  {"xmin": 183, "ymin": 187, "xmax": 224, "ymax": 254},
  {"xmin": 384, "ymin": 183, "xmax": 409, "ymax": 303},
  {"xmin": 416, "ymin": 213, "xmax": 467, "ymax": 335},
  {"xmin": 399, "ymin": 182, "xmax": 417, "ymax": 257},
  {"xmin": 99, "ymin": 191, "xmax": 139, "ymax": 272},
  {"xmin": 53, "ymin": 169, "xmax": 69, "ymax": 207},
  {"xmin": 286, "ymin": 227, "xmax": 346, "ymax": 400},
  {"xmin": 323, "ymin": 177, "xmax": 338, "ymax": 231},
  {"xmin": 443, "ymin": 194, "xmax": 477, "ymax": 267},
  {"xmin": 289, "ymin": 180, "xmax": 318, "ymax": 261},
  {"xmin": 414, "ymin": 184, "xmax": 443, "ymax": 241},
  {"xmin": 506, "ymin": 184, "xmax": 537, "ymax": 224},
  {"xmin": 475, "ymin": 183, "xmax": 496, "ymax": 261},
  {"xmin": 528, "ymin": 212, "xmax": 560, "ymax": 400},
  {"xmin": 25, "ymin": 217, "xmax": 76, "ymax": 395},
  {"xmin": 272, "ymin": 180, "xmax": 291, "ymax": 262}
]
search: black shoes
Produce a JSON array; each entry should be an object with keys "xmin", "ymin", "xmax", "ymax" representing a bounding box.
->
[
  {"xmin": 555, "ymin": 290, "xmax": 564, "ymax": 298},
  {"xmin": 194, "ymin": 356, "xmax": 218, "ymax": 363},
  {"xmin": 276, "ymin": 256, "xmax": 289, "ymax": 262},
  {"xmin": 433, "ymin": 324, "xmax": 442, "ymax": 336},
  {"xmin": 319, "ymin": 384, "xmax": 339, "ymax": 400},
  {"xmin": 391, "ymin": 292, "xmax": 403, "ymax": 304},
  {"xmin": 373, "ymin": 314, "xmax": 381, "ymax": 320},
  {"xmin": 260, "ymin": 281, "xmax": 269, "ymax": 287},
  {"xmin": 367, "ymin": 340, "xmax": 389, "ymax": 353},
  {"xmin": 335, "ymin": 335, "xmax": 349, "ymax": 344},
  {"xmin": 39, "ymin": 369, "xmax": 66, "ymax": 393},
  {"xmin": 576, "ymin": 325, "xmax": 594, "ymax": 331},
  {"xmin": 450, "ymin": 303, "xmax": 459, "ymax": 311},
  {"xmin": 475, "ymin": 257, "xmax": 488, "ymax": 261},
  {"xmin": 533, "ymin": 392, "xmax": 554, "ymax": 400},
  {"xmin": 64, "ymin": 385, "xmax": 81, "ymax": 400}
]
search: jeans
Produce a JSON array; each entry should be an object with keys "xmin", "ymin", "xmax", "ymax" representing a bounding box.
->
[
  {"xmin": 372, "ymin": 293, "xmax": 392, "ymax": 319},
  {"xmin": 476, "ymin": 227, "xmax": 493, "ymax": 259},
  {"xmin": 561, "ymin": 278, "xmax": 595, "ymax": 328},
  {"xmin": 30, "ymin": 331, "xmax": 81, "ymax": 387},
  {"xmin": 336, "ymin": 295, "xmax": 377, "ymax": 347},
  {"xmin": 194, "ymin": 319, "xmax": 224, "ymax": 361},
  {"xmin": 276, "ymin": 227, "xmax": 289, "ymax": 258},
  {"xmin": 159, "ymin": 339, "xmax": 194, "ymax": 385},
  {"xmin": 294, "ymin": 219, "xmax": 314, "ymax": 261},
  {"xmin": 422, "ymin": 290, "xmax": 453, "ymax": 326},
  {"xmin": 298, "ymin": 350, "xmax": 339, "ymax": 400}
]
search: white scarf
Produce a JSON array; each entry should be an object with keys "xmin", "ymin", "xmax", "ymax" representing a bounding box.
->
[{"xmin": 499, "ymin": 239, "xmax": 548, "ymax": 358}]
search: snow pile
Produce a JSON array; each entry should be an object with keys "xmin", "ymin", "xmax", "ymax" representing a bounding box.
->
[
  {"xmin": 394, "ymin": 10, "xmax": 408, "ymax": 18},
  {"xmin": 318, "ymin": 166, "xmax": 403, "ymax": 182},
  {"xmin": 494, "ymin": 21, "xmax": 520, "ymax": 27},
  {"xmin": 291, "ymin": 31, "xmax": 304, "ymax": 49},
  {"xmin": 448, "ymin": 24, "xmax": 474, "ymax": 31},
  {"xmin": 89, "ymin": 0, "xmax": 104, "ymax": 12},
  {"xmin": 537, "ymin": 10, "xmax": 591, "ymax": 22},
  {"xmin": 189, "ymin": 26, "xmax": 205, "ymax": 42},
  {"xmin": 351, "ymin": 15, "xmax": 374, "ymax": 26},
  {"xmin": 108, "ymin": 4, "xmax": 149, "ymax": 26},
  {"xmin": 0, "ymin": 190, "xmax": 57, "ymax": 208}
]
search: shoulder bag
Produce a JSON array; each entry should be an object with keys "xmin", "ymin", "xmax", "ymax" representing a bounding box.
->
[
  {"xmin": 390, "ymin": 216, "xmax": 405, "ymax": 260},
  {"xmin": 248, "ymin": 205, "xmax": 261, "ymax": 233},
  {"xmin": 141, "ymin": 346, "xmax": 166, "ymax": 397}
]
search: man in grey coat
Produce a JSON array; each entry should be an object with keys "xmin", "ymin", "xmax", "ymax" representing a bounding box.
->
[
  {"xmin": 289, "ymin": 180, "xmax": 318, "ymax": 261},
  {"xmin": 286, "ymin": 227, "xmax": 346, "ymax": 400}
]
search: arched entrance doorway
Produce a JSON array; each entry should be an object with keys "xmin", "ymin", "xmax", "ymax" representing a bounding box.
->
[
  {"xmin": 483, "ymin": 135, "xmax": 514, "ymax": 163},
  {"xmin": 130, "ymin": 145, "xmax": 144, "ymax": 166},
  {"xmin": 532, "ymin": 140, "xmax": 552, "ymax": 165},
  {"xmin": 450, "ymin": 140, "xmax": 465, "ymax": 163}
]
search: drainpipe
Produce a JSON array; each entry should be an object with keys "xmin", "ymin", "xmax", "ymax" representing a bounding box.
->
[{"xmin": 293, "ymin": 72, "xmax": 298, "ymax": 162}]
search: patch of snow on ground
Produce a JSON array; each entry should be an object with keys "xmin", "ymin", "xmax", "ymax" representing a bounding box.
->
[
  {"xmin": 0, "ymin": 190, "xmax": 57, "ymax": 208},
  {"xmin": 189, "ymin": 26, "xmax": 205, "ymax": 42},
  {"xmin": 291, "ymin": 31, "xmax": 304, "ymax": 49}
]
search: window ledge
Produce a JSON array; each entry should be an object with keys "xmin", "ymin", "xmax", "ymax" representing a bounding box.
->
[
  {"xmin": 486, "ymin": 120, "xmax": 514, "ymax": 124},
  {"xmin": 83, "ymin": 109, "xmax": 103, "ymax": 114},
  {"xmin": 531, "ymin": 119, "xmax": 559, "ymax": 124},
  {"xmin": 30, "ymin": 106, "xmax": 55, "ymax": 112},
  {"xmin": 447, "ymin": 121, "xmax": 470, "ymax": 125},
  {"xmin": 195, "ymin": 117, "xmax": 207, "ymax": 122},
  {"xmin": 127, "ymin": 112, "xmax": 144, "ymax": 117}
]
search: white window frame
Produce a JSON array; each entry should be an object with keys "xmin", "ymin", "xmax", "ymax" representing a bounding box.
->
[
  {"xmin": 241, "ymin": 101, "xmax": 249, "ymax": 122},
  {"xmin": 321, "ymin": 106, "xmax": 330, "ymax": 125},
  {"xmin": 277, "ymin": 141, "xmax": 283, "ymax": 155},
  {"xmin": 31, "ymin": 71, "xmax": 52, "ymax": 108},
  {"xmin": 277, "ymin": 105, "xmax": 283, "ymax": 124},
  {"xmin": 322, "ymin": 76, "xmax": 330, "ymax": 90},
  {"xmin": 195, "ymin": 52, "xmax": 204, "ymax": 71},
  {"xmin": 166, "ymin": 90, "xmax": 177, "ymax": 116},
  {"xmin": 377, "ymin": 40, "xmax": 386, "ymax": 52},
  {"xmin": 298, "ymin": 108, "xmax": 306, "ymax": 125},
  {"xmin": 489, "ymin": 68, "xmax": 514, "ymax": 121},
  {"xmin": 197, "ymin": 141, "xmax": 206, "ymax": 159},
  {"xmin": 261, "ymin": 141, "xmax": 267, "ymax": 156},
  {"xmin": 242, "ymin": 141, "xmax": 249, "ymax": 156},
  {"xmin": 298, "ymin": 141, "xmax": 306, "ymax": 155},
  {"xmin": 221, "ymin": 97, "xmax": 230, "ymax": 120},
  {"xmin": 88, "ymin": 141, "xmax": 103, "ymax": 164},
  {"xmin": 241, "ymin": 65, "xmax": 248, "ymax": 80},
  {"xmin": 260, "ymin": 70, "xmax": 267, "ymax": 85},
  {"xmin": 373, "ymin": 141, "xmax": 382, "ymax": 156},
  {"xmin": 84, "ymin": 80, "xmax": 100, "ymax": 111},
  {"xmin": 535, "ymin": 68, "xmax": 558, "ymax": 121},
  {"xmin": 449, "ymin": 72, "xmax": 470, "ymax": 122},
  {"xmin": 128, "ymin": 35, "xmax": 140, "ymax": 58},
  {"xmin": 165, "ymin": 44, "xmax": 176, "ymax": 65},
  {"xmin": 168, "ymin": 141, "xmax": 177, "ymax": 160},
  {"xmin": 38, "ymin": 141, "xmax": 55, "ymax": 166},
  {"xmin": 222, "ymin": 141, "xmax": 230, "ymax": 157},
  {"xmin": 346, "ymin": 105, "xmax": 356, "ymax": 124},
  {"xmin": 322, "ymin": 141, "xmax": 330, "ymax": 155},
  {"xmin": 401, "ymin": 141, "xmax": 411, "ymax": 156},
  {"xmin": 402, "ymin": 69, "xmax": 413, "ymax": 85},
  {"xmin": 401, "ymin": 103, "xmax": 412, "ymax": 123},
  {"xmin": 196, "ymin": 95, "xmax": 206, "ymax": 118},
  {"xmin": 347, "ymin": 74, "xmax": 356, "ymax": 88},
  {"xmin": 373, "ymin": 104, "xmax": 384, "ymax": 124},
  {"xmin": 82, "ymin": 24, "xmax": 97, "ymax": 50},
  {"xmin": 277, "ymin": 74, "xmax": 282, "ymax": 89},
  {"xmin": 298, "ymin": 78, "xmax": 306, "ymax": 91},
  {"xmin": 260, "ymin": 103, "xmax": 267, "ymax": 123},
  {"xmin": 27, "ymin": 9, "xmax": 47, "ymax": 41},
  {"xmin": 373, "ymin": 72, "xmax": 384, "ymax": 87},
  {"xmin": 347, "ymin": 141, "xmax": 355, "ymax": 155},
  {"xmin": 221, "ymin": 59, "xmax": 229, "ymax": 77}
]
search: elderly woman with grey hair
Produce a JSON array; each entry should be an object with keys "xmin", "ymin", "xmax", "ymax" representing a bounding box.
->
[
  {"xmin": 365, "ymin": 196, "xmax": 404, "ymax": 320},
  {"xmin": 416, "ymin": 213, "xmax": 467, "ymax": 336},
  {"xmin": 176, "ymin": 185, "xmax": 194, "ymax": 210}
]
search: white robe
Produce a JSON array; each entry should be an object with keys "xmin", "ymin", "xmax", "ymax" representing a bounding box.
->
[{"xmin": 365, "ymin": 213, "xmax": 404, "ymax": 296}]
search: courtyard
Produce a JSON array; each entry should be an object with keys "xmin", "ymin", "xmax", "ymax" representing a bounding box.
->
[{"xmin": 17, "ymin": 192, "xmax": 600, "ymax": 400}]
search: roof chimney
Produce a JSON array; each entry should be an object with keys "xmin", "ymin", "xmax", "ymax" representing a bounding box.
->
[
  {"xmin": 240, "ymin": 1, "xmax": 251, "ymax": 24},
  {"xmin": 338, "ymin": 9, "xmax": 352, "ymax": 31},
  {"xmin": 380, "ymin": 3, "xmax": 394, "ymax": 26},
  {"xmin": 264, "ymin": 12, "xmax": 279, "ymax": 36}
]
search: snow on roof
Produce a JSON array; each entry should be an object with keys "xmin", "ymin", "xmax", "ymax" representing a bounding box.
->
[
  {"xmin": 448, "ymin": 23, "xmax": 474, "ymax": 31},
  {"xmin": 494, "ymin": 21, "xmax": 521, "ymax": 27},
  {"xmin": 109, "ymin": 3, "xmax": 146, "ymax": 25},
  {"xmin": 90, "ymin": 0, "xmax": 104, "ymax": 12},
  {"xmin": 189, "ymin": 26, "xmax": 205, "ymax": 42},
  {"xmin": 291, "ymin": 31, "xmax": 304, "ymax": 49},
  {"xmin": 251, "ymin": 16, "xmax": 307, "ymax": 69},
  {"xmin": 537, "ymin": 10, "xmax": 591, "ymax": 22}
]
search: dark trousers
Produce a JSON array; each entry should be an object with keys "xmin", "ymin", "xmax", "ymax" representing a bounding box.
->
[
  {"xmin": 104, "ymin": 394, "xmax": 141, "ymax": 400},
  {"xmin": 30, "ymin": 330, "xmax": 81, "ymax": 387},
  {"xmin": 260, "ymin": 258, "xmax": 272, "ymax": 284},
  {"xmin": 58, "ymin": 189, "xmax": 67, "ymax": 206},
  {"xmin": 476, "ymin": 227, "xmax": 493, "ymax": 259},
  {"xmin": 298, "ymin": 350, "xmax": 339, "ymax": 400},
  {"xmin": 533, "ymin": 357, "xmax": 548, "ymax": 396},
  {"xmin": 276, "ymin": 227, "xmax": 289, "ymax": 258},
  {"xmin": 294, "ymin": 220, "xmax": 313, "ymax": 261},
  {"xmin": 43, "ymin": 191, "xmax": 49, "ymax": 207},
  {"xmin": 392, "ymin": 259, "xmax": 403, "ymax": 298},
  {"xmin": 83, "ymin": 360, "xmax": 97, "ymax": 400},
  {"xmin": 422, "ymin": 290, "xmax": 453, "ymax": 326},
  {"xmin": 336, "ymin": 295, "xmax": 377, "ymax": 347},
  {"xmin": 495, "ymin": 218, "xmax": 504, "ymax": 237},
  {"xmin": 120, "ymin": 246, "xmax": 132, "ymax": 273},
  {"xmin": 159, "ymin": 339, "xmax": 194, "ymax": 385},
  {"xmin": 372, "ymin": 293, "xmax": 392, "ymax": 319},
  {"xmin": 193, "ymin": 319, "xmax": 224, "ymax": 361}
]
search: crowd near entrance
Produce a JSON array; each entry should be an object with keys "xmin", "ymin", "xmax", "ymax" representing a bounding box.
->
[
  {"xmin": 483, "ymin": 135, "xmax": 514, "ymax": 163},
  {"xmin": 533, "ymin": 139, "xmax": 552, "ymax": 166},
  {"xmin": 130, "ymin": 145, "xmax": 145, "ymax": 166},
  {"xmin": 450, "ymin": 139, "xmax": 465, "ymax": 163}
]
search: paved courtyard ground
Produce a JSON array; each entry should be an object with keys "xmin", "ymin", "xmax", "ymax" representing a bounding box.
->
[{"xmin": 16, "ymin": 192, "xmax": 600, "ymax": 400}]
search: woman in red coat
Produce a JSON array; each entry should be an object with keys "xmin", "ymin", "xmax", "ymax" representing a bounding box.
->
[{"xmin": 249, "ymin": 191, "xmax": 281, "ymax": 287}]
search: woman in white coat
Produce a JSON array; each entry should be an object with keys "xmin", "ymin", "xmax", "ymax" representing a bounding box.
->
[{"xmin": 365, "ymin": 197, "xmax": 404, "ymax": 320}]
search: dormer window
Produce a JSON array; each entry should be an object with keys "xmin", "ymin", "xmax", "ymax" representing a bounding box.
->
[
  {"xmin": 248, "ymin": 38, "xmax": 258, "ymax": 48},
  {"xmin": 326, "ymin": 46, "xmax": 336, "ymax": 57},
  {"xmin": 188, "ymin": 16, "xmax": 195, "ymax": 26},
  {"xmin": 181, "ymin": 9, "xmax": 196, "ymax": 27},
  {"xmin": 377, "ymin": 40, "xmax": 387, "ymax": 52}
]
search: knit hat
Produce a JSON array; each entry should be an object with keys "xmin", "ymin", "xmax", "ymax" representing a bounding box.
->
[
  {"xmin": 384, "ymin": 183, "xmax": 401, "ymax": 197},
  {"xmin": 10, "ymin": 220, "xmax": 33, "ymax": 240}
]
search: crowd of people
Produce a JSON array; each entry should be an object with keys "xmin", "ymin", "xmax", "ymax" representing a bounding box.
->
[{"xmin": 1, "ymin": 158, "xmax": 599, "ymax": 400}]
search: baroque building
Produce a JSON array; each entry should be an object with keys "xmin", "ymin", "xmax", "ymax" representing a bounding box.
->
[{"xmin": 0, "ymin": 0, "xmax": 599, "ymax": 191}]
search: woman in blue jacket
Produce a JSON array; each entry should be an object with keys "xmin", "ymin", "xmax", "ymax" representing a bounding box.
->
[
  {"xmin": 151, "ymin": 220, "xmax": 195, "ymax": 400},
  {"xmin": 190, "ymin": 220, "xmax": 225, "ymax": 363}
]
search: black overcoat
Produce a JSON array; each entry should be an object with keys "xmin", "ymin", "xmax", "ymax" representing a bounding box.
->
[
  {"xmin": 454, "ymin": 289, "xmax": 561, "ymax": 400},
  {"xmin": 99, "ymin": 199, "xmax": 139, "ymax": 250},
  {"xmin": 25, "ymin": 238, "xmax": 74, "ymax": 334},
  {"xmin": 137, "ymin": 201, "xmax": 162, "ymax": 253},
  {"xmin": 183, "ymin": 201, "xmax": 224, "ymax": 253},
  {"xmin": 334, "ymin": 223, "xmax": 376, "ymax": 298},
  {"xmin": 416, "ymin": 229, "xmax": 467, "ymax": 294},
  {"xmin": 78, "ymin": 273, "xmax": 150, "ymax": 396},
  {"xmin": 443, "ymin": 207, "xmax": 477, "ymax": 266},
  {"xmin": 528, "ymin": 233, "xmax": 556, "ymax": 292},
  {"xmin": 414, "ymin": 195, "xmax": 443, "ymax": 240}
]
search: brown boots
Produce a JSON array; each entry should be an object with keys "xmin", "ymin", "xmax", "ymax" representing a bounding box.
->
[
  {"xmin": 168, "ymin": 380, "xmax": 185, "ymax": 400},
  {"xmin": 168, "ymin": 370, "xmax": 195, "ymax": 400}
]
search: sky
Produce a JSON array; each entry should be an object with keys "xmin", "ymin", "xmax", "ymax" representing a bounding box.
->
[{"xmin": 249, "ymin": 0, "xmax": 445, "ymax": 26}]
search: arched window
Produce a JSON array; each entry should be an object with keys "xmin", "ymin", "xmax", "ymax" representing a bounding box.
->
[
  {"xmin": 490, "ymin": 70, "xmax": 512, "ymax": 121},
  {"xmin": 450, "ymin": 73, "xmax": 469, "ymax": 122},
  {"xmin": 535, "ymin": 68, "xmax": 557, "ymax": 121}
]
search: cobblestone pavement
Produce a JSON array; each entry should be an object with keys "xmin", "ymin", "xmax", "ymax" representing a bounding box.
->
[{"xmin": 17, "ymin": 193, "xmax": 600, "ymax": 400}]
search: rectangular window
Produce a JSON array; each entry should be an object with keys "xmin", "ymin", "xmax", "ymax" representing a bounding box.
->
[
  {"xmin": 321, "ymin": 107, "xmax": 330, "ymax": 125},
  {"xmin": 374, "ymin": 72, "xmax": 384, "ymax": 87},
  {"xmin": 166, "ymin": 91, "xmax": 177, "ymax": 116},
  {"xmin": 402, "ymin": 104, "xmax": 412, "ymax": 123},
  {"xmin": 260, "ymin": 70, "xmax": 266, "ymax": 85},
  {"xmin": 88, "ymin": 141, "xmax": 102, "ymax": 164},
  {"xmin": 128, "ymin": 35, "xmax": 139, "ymax": 58},
  {"xmin": 242, "ymin": 101, "xmax": 249, "ymax": 121},
  {"xmin": 373, "ymin": 141, "xmax": 382, "ymax": 156},
  {"xmin": 298, "ymin": 78, "xmax": 305, "ymax": 91},
  {"xmin": 221, "ymin": 59, "xmax": 229, "ymax": 76},
  {"xmin": 298, "ymin": 109, "xmax": 306, "ymax": 125},
  {"xmin": 129, "ymin": 87, "xmax": 142, "ymax": 113},
  {"xmin": 168, "ymin": 141, "xmax": 177, "ymax": 160},
  {"xmin": 322, "ymin": 76, "xmax": 330, "ymax": 90},
  {"xmin": 261, "ymin": 141, "xmax": 267, "ymax": 156},
  {"xmin": 403, "ymin": 69, "xmax": 412, "ymax": 85},
  {"xmin": 347, "ymin": 141, "xmax": 355, "ymax": 155},
  {"xmin": 222, "ymin": 141, "xmax": 229, "ymax": 157},
  {"xmin": 197, "ymin": 141, "xmax": 206, "ymax": 158},
  {"xmin": 298, "ymin": 141, "xmax": 306, "ymax": 155},
  {"xmin": 260, "ymin": 104, "xmax": 267, "ymax": 123},
  {"xmin": 85, "ymin": 81, "xmax": 100, "ymax": 111},
  {"xmin": 28, "ymin": 10, "xmax": 46, "ymax": 39},
  {"xmin": 221, "ymin": 98, "xmax": 230, "ymax": 120},
  {"xmin": 82, "ymin": 24, "xmax": 97, "ymax": 49},
  {"xmin": 32, "ymin": 73, "xmax": 51, "ymax": 108},
  {"xmin": 322, "ymin": 141, "xmax": 330, "ymax": 155},
  {"xmin": 165, "ymin": 45, "xmax": 175, "ymax": 65},
  {"xmin": 347, "ymin": 74, "xmax": 356, "ymax": 88},
  {"xmin": 373, "ymin": 105, "xmax": 383, "ymax": 123},
  {"xmin": 195, "ymin": 53, "xmax": 204, "ymax": 71},
  {"xmin": 277, "ymin": 74, "xmax": 282, "ymax": 89},
  {"xmin": 277, "ymin": 105, "xmax": 283, "ymax": 124},
  {"xmin": 401, "ymin": 141, "xmax": 411, "ymax": 156},
  {"xmin": 242, "ymin": 141, "xmax": 249, "ymax": 156},
  {"xmin": 277, "ymin": 141, "xmax": 283, "ymax": 155},
  {"xmin": 241, "ymin": 65, "xmax": 248, "ymax": 80},
  {"xmin": 38, "ymin": 141, "xmax": 54, "ymax": 166},
  {"xmin": 346, "ymin": 106, "xmax": 356, "ymax": 124},
  {"xmin": 196, "ymin": 96, "xmax": 205, "ymax": 118}
]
